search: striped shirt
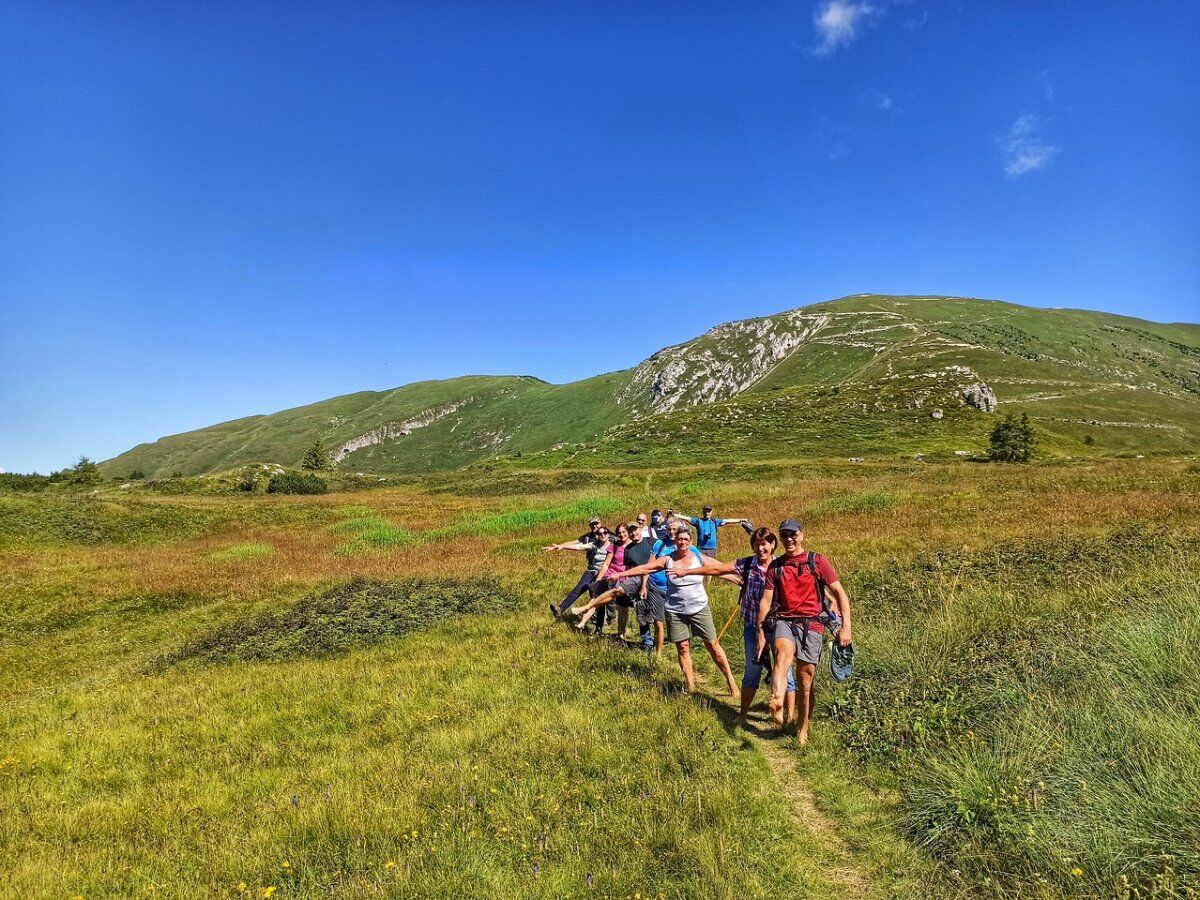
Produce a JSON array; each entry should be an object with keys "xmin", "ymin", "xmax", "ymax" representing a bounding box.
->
[{"xmin": 737, "ymin": 555, "xmax": 773, "ymax": 625}]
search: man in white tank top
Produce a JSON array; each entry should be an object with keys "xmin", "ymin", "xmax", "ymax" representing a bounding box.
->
[{"xmin": 617, "ymin": 519, "xmax": 738, "ymax": 696}]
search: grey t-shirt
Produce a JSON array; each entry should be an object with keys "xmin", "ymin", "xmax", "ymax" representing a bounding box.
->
[{"xmin": 585, "ymin": 538, "xmax": 611, "ymax": 574}]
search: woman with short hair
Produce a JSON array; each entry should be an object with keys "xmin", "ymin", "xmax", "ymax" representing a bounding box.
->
[
  {"xmin": 618, "ymin": 520, "xmax": 738, "ymax": 696},
  {"xmin": 682, "ymin": 527, "xmax": 796, "ymax": 726}
]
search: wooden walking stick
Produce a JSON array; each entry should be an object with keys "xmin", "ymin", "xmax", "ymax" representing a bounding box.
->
[{"xmin": 716, "ymin": 602, "xmax": 740, "ymax": 643}]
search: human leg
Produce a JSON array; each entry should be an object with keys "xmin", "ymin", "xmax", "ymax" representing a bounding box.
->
[
  {"xmin": 796, "ymin": 663, "xmax": 817, "ymax": 745},
  {"xmin": 675, "ymin": 641, "xmax": 696, "ymax": 693},
  {"xmin": 770, "ymin": 639, "xmax": 796, "ymax": 726},
  {"xmin": 569, "ymin": 582, "xmax": 621, "ymax": 617},
  {"xmin": 554, "ymin": 571, "xmax": 596, "ymax": 617},
  {"xmin": 740, "ymin": 622, "xmax": 765, "ymax": 723}
]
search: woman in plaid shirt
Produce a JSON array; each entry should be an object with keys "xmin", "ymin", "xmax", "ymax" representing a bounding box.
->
[{"xmin": 682, "ymin": 527, "xmax": 796, "ymax": 726}]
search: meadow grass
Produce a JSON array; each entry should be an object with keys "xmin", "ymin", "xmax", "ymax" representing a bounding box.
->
[
  {"xmin": 2, "ymin": 460, "xmax": 1197, "ymax": 897},
  {"xmin": 210, "ymin": 542, "xmax": 276, "ymax": 561}
]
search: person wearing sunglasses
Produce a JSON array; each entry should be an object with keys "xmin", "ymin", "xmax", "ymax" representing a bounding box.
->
[
  {"xmin": 544, "ymin": 517, "xmax": 613, "ymax": 622},
  {"xmin": 756, "ymin": 519, "xmax": 854, "ymax": 746}
]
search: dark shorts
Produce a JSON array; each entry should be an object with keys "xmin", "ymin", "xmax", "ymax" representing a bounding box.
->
[
  {"xmin": 773, "ymin": 619, "xmax": 825, "ymax": 666},
  {"xmin": 643, "ymin": 581, "xmax": 667, "ymax": 623},
  {"xmin": 617, "ymin": 576, "xmax": 643, "ymax": 600}
]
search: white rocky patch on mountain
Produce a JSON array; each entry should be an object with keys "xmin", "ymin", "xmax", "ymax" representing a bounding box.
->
[
  {"xmin": 618, "ymin": 311, "xmax": 833, "ymax": 415},
  {"xmin": 332, "ymin": 399, "xmax": 473, "ymax": 461}
]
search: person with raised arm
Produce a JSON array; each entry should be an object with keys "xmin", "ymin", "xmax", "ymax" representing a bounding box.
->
[
  {"xmin": 618, "ymin": 518, "xmax": 739, "ymax": 696},
  {"xmin": 675, "ymin": 526, "xmax": 797, "ymax": 727},
  {"xmin": 672, "ymin": 505, "xmax": 751, "ymax": 557},
  {"xmin": 574, "ymin": 522, "xmax": 633, "ymax": 636},
  {"xmin": 545, "ymin": 516, "xmax": 612, "ymax": 622}
]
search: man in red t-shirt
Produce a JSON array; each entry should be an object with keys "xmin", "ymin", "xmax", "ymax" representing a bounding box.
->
[{"xmin": 756, "ymin": 518, "xmax": 854, "ymax": 746}]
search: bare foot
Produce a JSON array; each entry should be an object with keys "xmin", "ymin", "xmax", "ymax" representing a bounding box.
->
[
  {"xmin": 734, "ymin": 715, "xmax": 748, "ymax": 728},
  {"xmin": 797, "ymin": 729, "xmax": 810, "ymax": 747},
  {"xmin": 769, "ymin": 695, "xmax": 785, "ymax": 725}
]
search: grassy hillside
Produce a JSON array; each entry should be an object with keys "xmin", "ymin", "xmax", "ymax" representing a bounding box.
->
[
  {"xmin": 100, "ymin": 296, "xmax": 1200, "ymax": 478},
  {"xmin": 3, "ymin": 460, "xmax": 1198, "ymax": 897}
]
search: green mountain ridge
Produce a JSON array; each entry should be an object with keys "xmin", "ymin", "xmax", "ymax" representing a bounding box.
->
[{"xmin": 100, "ymin": 295, "xmax": 1200, "ymax": 477}]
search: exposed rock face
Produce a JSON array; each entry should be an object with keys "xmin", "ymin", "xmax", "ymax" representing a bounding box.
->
[
  {"xmin": 961, "ymin": 382, "xmax": 998, "ymax": 413},
  {"xmin": 333, "ymin": 399, "xmax": 472, "ymax": 461},
  {"xmin": 619, "ymin": 312, "xmax": 832, "ymax": 415}
]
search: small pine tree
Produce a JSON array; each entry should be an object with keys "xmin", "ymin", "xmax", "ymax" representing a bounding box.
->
[
  {"xmin": 301, "ymin": 437, "xmax": 331, "ymax": 471},
  {"xmin": 988, "ymin": 412, "xmax": 1037, "ymax": 463},
  {"xmin": 69, "ymin": 455, "xmax": 101, "ymax": 485}
]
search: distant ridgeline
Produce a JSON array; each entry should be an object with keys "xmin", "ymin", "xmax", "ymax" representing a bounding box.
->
[{"xmin": 101, "ymin": 295, "xmax": 1200, "ymax": 477}]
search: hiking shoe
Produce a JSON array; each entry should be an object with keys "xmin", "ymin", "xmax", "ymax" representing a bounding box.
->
[
  {"xmin": 830, "ymin": 641, "xmax": 855, "ymax": 682},
  {"xmin": 739, "ymin": 519, "xmax": 756, "ymax": 535},
  {"xmin": 549, "ymin": 603, "xmax": 563, "ymax": 621}
]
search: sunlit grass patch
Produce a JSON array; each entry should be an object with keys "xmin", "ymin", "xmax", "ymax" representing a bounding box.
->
[
  {"xmin": 336, "ymin": 505, "xmax": 374, "ymax": 517},
  {"xmin": 336, "ymin": 523, "xmax": 417, "ymax": 555},
  {"xmin": 209, "ymin": 543, "xmax": 275, "ymax": 561},
  {"xmin": 328, "ymin": 515, "xmax": 393, "ymax": 533},
  {"xmin": 809, "ymin": 490, "xmax": 900, "ymax": 517},
  {"xmin": 466, "ymin": 497, "xmax": 623, "ymax": 536}
]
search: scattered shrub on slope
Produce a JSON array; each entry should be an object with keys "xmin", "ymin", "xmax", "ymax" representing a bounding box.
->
[
  {"xmin": 159, "ymin": 577, "xmax": 519, "ymax": 667},
  {"xmin": 267, "ymin": 472, "xmax": 327, "ymax": 494}
]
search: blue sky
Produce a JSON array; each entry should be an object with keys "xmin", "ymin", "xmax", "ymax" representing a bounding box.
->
[{"xmin": 2, "ymin": 1, "xmax": 1198, "ymax": 473}]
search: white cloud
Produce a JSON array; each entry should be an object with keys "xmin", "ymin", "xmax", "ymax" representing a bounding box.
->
[
  {"xmin": 999, "ymin": 114, "xmax": 1059, "ymax": 177},
  {"xmin": 903, "ymin": 8, "xmax": 929, "ymax": 31},
  {"xmin": 812, "ymin": 1, "xmax": 880, "ymax": 56}
]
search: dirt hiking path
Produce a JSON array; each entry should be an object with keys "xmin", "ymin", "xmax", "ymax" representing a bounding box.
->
[{"xmin": 704, "ymin": 691, "xmax": 875, "ymax": 900}]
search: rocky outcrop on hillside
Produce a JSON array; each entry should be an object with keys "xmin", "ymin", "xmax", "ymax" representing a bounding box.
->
[
  {"xmin": 618, "ymin": 311, "xmax": 832, "ymax": 415},
  {"xmin": 333, "ymin": 399, "xmax": 473, "ymax": 461},
  {"xmin": 961, "ymin": 381, "xmax": 998, "ymax": 412}
]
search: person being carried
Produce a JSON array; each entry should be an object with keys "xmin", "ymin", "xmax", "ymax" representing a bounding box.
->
[
  {"xmin": 673, "ymin": 505, "xmax": 751, "ymax": 557},
  {"xmin": 756, "ymin": 519, "xmax": 854, "ymax": 746},
  {"xmin": 620, "ymin": 518, "xmax": 739, "ymax": 696},
  {"xmin": 677, "ymin": 526, "xmax": 796, "ymax": 727},
  {"xmin": 544, "ymin": 517, "xmax": 612, "ymax": 621}
]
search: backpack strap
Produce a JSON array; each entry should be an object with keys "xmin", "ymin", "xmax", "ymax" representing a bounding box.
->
[
  {"xmin": 805, "ymin": 550, "xmax": 834, "ymax": 618},
  {"xmin": 737, "ymin": 555, "xmax": 753, "ymax": 603}
]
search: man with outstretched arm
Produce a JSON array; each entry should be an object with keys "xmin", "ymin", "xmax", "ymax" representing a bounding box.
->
[
  {"xmin": 756, "ymin": 519, "xmax": 854, "ymax": 746},
  {"xmin": 674, "ymin": 505, "xmax": 751, "ymax": 557}
]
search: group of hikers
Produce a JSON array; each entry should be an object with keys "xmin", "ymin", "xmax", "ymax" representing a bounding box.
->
[{"xmin": 544, "ymin": 506, "xmax": 854, "ymax": 745}]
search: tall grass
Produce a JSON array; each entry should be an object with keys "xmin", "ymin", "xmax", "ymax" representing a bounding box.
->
[{"xmin": 831, "ymin": 535, "xmax": 1200, "ymax": 897}]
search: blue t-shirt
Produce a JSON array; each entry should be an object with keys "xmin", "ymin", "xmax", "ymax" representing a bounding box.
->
[
  {"xmin": 649, "ymin": 539, "xmax": 702, "ymax": 589},
  {"xmin": 690, "ymin": 516, "xmax": 723, "ymax": 551}
]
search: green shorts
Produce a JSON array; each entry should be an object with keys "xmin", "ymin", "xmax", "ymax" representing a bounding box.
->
[{"xmin": 666, "ymin": 604, "xmax": 717, "ymax": 643}]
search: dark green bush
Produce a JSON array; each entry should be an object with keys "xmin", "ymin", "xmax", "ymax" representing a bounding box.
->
[
  {"xmin": 267, "ymin": 472, "xmax": 327, "ymax": 494},
  {"xmin": 0, "ymin": 472, "xmax": 51, "ymax": 492},
  {"xmin": 988, "ymin": 413, "xmax": 1037, "ymax": 462},
  {"xmin": 159, "ymin": 577, "xmax": 518, "ymax": 667}
]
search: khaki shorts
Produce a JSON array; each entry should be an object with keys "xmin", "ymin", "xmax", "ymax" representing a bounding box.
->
[{"xmin": 666, "ymin": 605, "xmax": 717, "ymax": 643}]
